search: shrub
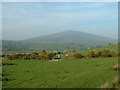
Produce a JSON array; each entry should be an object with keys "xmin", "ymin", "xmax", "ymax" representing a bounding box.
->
[
  {"xmin": 100, "ymin": 49, "xmax": 111, "ymax": 57},
  {"xmin": 38, "ymin": 52, "xmax": 54, "ymax": 60},
  {"xmin": 87, "ymin": 50, "xmax": 97, "ymax": 58},
  {"xmin": 96, "ymin": 51, "xmax": 102, "ymax": 57},
  {"xmin": 32, "ymin": 52, "xmax": 38, "ymax": 55},
  {"xmin": 87, "ymin": 49, "xmax": 115, "ymax": 58},
  {"xmin": 110, "ymin": 51, "xmax": 118, "ymax": 57},
  {"xmin": 23, "ymin": 54, "xmax": 31, "ymax": 60},
  {"xmin": 72, "ymin": 52, "xmax": 84, "ymax": 59},
  {"xmin": 47, "ymin": 53, "xmax": 54, "ymax": 60},
  {"xmin": 30, "ymin": 55, "xmax": 38, "ymax": 59},
  {"xmin": 8, "ymin": 54, "xmax": 19, "ymax": 60},
  {"xmin": 37, "ymin": 55, "xmax": 42, "ymax": 60}
]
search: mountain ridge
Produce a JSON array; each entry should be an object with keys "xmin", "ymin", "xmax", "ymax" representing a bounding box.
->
[
  {"xmin": 22, "ymin": 30, "xmax": 117, "ymax": 45},
  {"xmin": 24, "ymin": 30, "xmax": 117, "ymax": 41}
]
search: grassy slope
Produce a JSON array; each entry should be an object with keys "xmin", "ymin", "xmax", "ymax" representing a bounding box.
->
[
  {"xmin": 80, "ymin": 44, "xmax": 118, "ymax": 56},
  {"xmin": 95, "ymin": 44, "xmax": 118, "ymax": 52},
  {"xmin": 3, "ymin": 57, "xmax": 118, "ymax": 88}
]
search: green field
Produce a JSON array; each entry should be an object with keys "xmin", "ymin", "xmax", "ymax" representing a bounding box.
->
[
  {"xmin": 2, "ymin": 57, "xmax": 118, "ymax": 88},
  {"xmin": 80, "ymin": 44, "xmax": 118, "ymax": 56}
]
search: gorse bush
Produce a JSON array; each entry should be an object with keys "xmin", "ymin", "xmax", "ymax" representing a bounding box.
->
[
  {"xmin": 6, "ymin": 49, "xmax": 118, "ymax": 60},
  {"xmin": 99, "ymin": 49, "xmax": 117, "ymax": 57},
  {"xmin": 64, "ymin": 52, "xmax": 84, "ymax": 59},
  {"xmin": 65, "ymin": 52, "xmax": 84, "ymax": 59},
  {"xmin": 41, "ymin": 52, "xmax": 54, "ymax": 60},
  {"xmin": 100, "ymin": 49, "xmax": 111, "ymax": 57},
  {"xmin": 8, "ymin": 54, "xmax": 19, "ymax": 60},
  {"xmin": 23, "ymin": 54, "xmax": 31, "ymax": 60},
  {"xmin": 87, "ymin": 49, "xmax": 118, "ymax": 58},
  {"xmin": 72, "ymin": 52, "xmax": 84, "ymax": 59},
  {"xmin": 96, "ymin": 51, "xmax": 102, "ymax": 57},
  {"xmin": 87, "ymin": 50, "xmax": 96, "ymax": 58},
  {"xmin": 7, "ymin": 52, "xmax": 54, "ymax": 60}
]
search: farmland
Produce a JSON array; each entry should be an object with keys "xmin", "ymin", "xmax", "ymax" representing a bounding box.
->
[
  {"xmin": 2, "ymin": 45, "xmax": 118, "ymax": 88},
  {"xmin": 2, "ymin": 57, "xmax": 118, "ymax": 88}
]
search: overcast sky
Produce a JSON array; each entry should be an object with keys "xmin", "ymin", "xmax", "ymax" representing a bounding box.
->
[{"xmin": 2, "ymin": 2, "xmax": 118, "ymax": 40}]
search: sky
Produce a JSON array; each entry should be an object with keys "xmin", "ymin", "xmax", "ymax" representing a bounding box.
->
[
  {"xmin": 2, "ymin": 2, "xmax": 118, "ymax": 40},
  {"xmin": 1, "ymin": 0, "xmax": 119, "ymax": 2}
]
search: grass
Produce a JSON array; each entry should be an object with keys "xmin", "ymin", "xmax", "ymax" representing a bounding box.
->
[
  {"xmin": 2, "ymin": 57, "xmax": 118, "ymax": 88},
  {"xmin": 80, "ymin": 44, "xmax": 118, "ymax": 56}
]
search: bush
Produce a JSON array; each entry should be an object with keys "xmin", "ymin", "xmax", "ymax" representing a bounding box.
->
[
  {"xmin": 96, "ymin": 51, "xmax": 102, "ymax": 57},
  {"xmin": 87, "ymin": 50, "xmax": 97, "ymax": 58},
  {"xmin": 47, "ymin": 53, "xmax": 54, "ymax": 60},
  {"xmin": 8, "ymin": 54, "xmax": 19, "ymax": 60},
  {"xmin": 32, "ymin": 52, "xmax": 38, "ymax": 55},
  {"xmin": 87, "ymin": 49, "xmax": 117, "ymax": 58},
  {"xmin": 100, "ymin": 49, "xmax": 111, "ymax": 57},
  {"xmin": 23, "ymin": 54, "xmax": 31, "ymax": 60},
  {"xmin": 37, "ymin": 52, "xmax": 54, "ymax": 60},
  {"xmin": 72, "ymin": 52, "xmax": 84, "ymax": 59},
  {"xmin": 110, "ymin": 51, "xmax": 118, "ymax": 57}
]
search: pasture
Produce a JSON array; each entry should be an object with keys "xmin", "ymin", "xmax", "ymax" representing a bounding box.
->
[{"xmin": 2, "ymin": 57, "xmax": 118, "ymax": 88}]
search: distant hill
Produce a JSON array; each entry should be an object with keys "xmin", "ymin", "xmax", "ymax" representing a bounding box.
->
[
  {"xmin": 2, "ymin": 30, "xmax": 117, "ymax": 52},
  {"xmin": 23, "ymin": 30, "xmax": 117, "ymax": 45}
]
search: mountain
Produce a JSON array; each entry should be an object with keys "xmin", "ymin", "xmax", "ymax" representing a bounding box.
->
[
  {"xmin": 2, "ymin": 30, "xmax": 117, "ymax": 52},
  {"xmin": 23, "ymin": 30, "xmax": 117, "ymax": 45}
]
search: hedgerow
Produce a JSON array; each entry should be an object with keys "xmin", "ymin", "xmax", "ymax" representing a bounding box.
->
[{"xmin": 4, "ymin": 49, "xmax": 118, "ymax": 60}]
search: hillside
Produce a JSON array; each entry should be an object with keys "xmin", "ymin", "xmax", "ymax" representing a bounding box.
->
[
  {"xmin": 96, "ymin": 44, "xmax": 118, "ymax": 52},
  {"xmin": 23, "ymin": 30, "xmax": 117, "ymax": 46},
  {"xmin": 79, "ymin": 44, "xmax": 118, "ymax": 56}
]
